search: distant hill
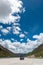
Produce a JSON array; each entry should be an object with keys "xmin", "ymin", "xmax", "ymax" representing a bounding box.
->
[
  {"xmin": 27, "ymin": 44, "xmax": 43, "ymax": 58},
  {"xmin": 0, "ymin": 45, "xmax": 19, "ymax": 57}
]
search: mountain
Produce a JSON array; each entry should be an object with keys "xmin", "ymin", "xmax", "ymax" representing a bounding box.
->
[
  {"xmin": 27, "ymin": 44, "xmax": 43, "ymax": 58},
  {"xmin": 1, "ymin": 43, "xmax": 43, "ymax": 58},
  {"xmin": 0, "ymin": 45, "xmax": 19, "ymax": 57}
]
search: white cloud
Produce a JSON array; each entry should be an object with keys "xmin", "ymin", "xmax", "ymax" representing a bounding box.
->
[
  {"xmin": 33, "ymin": 33, "xmax": 43, "ymax": 39},
  {"xmin": 0, "ymin": 0, "xmax": 25, "ymax": 35},
  {"xmin": 33, "ymin": 35, "xmax": 39, "ymax": 39},
  {"xmin": 0, "ymin": 25, "xmax": 3, "ymax": 29},
  {"xmin": 15, "ymin": 27, "xmax": 21, "ymax": 31},
  {"xmin": 7, "ymin": 27, "xmax": 11, "ymax": 31},
  {"xmin": 0, "ymin": 32, "xmax": 43, "ymax": 54},
  {"xmin": 11, "ymin": 38, "xmax": 14, "ymax": 41},
  {"xmin": 1, "ymin": 28, "xmax": 9, "ymax": 35},
  {"xmin": 20, "ymin": 39, "xmax": 23, "ymax": 41},
  {"xmin": 13, "ymin": 29, "xmax": 20, "ymax": 35},
  {"xmin": 13, "ymin": 26, "xmax": 21, "ymax": 35},
  {"xmin": 0, "ymin": 39, "xmax": 37, "ymax": 53},
  {"xmin": 19, "ymin": 34, "xmax": 25, "ymax": 38},
  {"xmin": 13, "ymin": 23, "xmax": 20, "ymax": 26},
  {"xmin": 33, "ymin": 33, "xmax": 43, "ymax": 46},
  {"xmin": 0, "ymin": 39, "xmax": 31, "ymax": 53},
  {"xmin": 0, "ymin": 0, "xmax": 25, "ymax": 24}
]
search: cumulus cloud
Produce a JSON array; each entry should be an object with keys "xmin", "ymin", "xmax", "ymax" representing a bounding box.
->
[
  {"xmin": 13, "ymin": 28, "xmax": 20, "ymax": 35},
  {"xmin": 0, "ymin": 0, "xmax": 25, "ymax": 35},
  {"xmin": 0, "ymin": 39, "xmax": 26, "ymax": 53},
  {"xmin": 19, "ymin": 34, "xmax": 25, "ymax": 38},
  {"xmin": 13, "ymin": 26, "xmax": 21, "ymax": 35},
  {"xmin": 0, "ymin": 33, "xmax": 43, "ymax": 54},
  {"xmin": 0, "ymin": 0, "xmax": 25, "ymax": 24},
  {"xmin": 1, "ymin": 28, "xmax": 9, "ymax": 35},
  {"xmin": 33, "ymin": 33, "xmax": 43, "ymax": 39},
  {"xmin": 33, "ymin": 33, "xmax": 43, "ymax": 46},
  {"xmin": 7, "ymin": 27, "xmax": 11, "ymax": 31}
]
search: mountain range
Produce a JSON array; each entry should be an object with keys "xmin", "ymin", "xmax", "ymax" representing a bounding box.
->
[
  {"xmin": 0, "ymin": 44, "xmax": 43, "ymax": 58},
  {"xmin": 0, "ymin": 45, "xmax": 19, "ymax": 57},
  {"xmin": 27, "ymin": 44, "xmax": 43, "ymax": 58}
]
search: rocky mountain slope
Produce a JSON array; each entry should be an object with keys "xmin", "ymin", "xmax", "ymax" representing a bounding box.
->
[
  {"xmin": 0, "ymin": 45, "xmax": 18, "ymax": 57},
  {"xmin": 27, "ymin": 44, "xmax": 43, "ymax": 58}
]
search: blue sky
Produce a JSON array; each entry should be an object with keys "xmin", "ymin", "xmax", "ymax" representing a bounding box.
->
[
  {"xmin": 0, "ymin": 0, "xmax": 43, "ymax": 53},
  {"xmin": 20, "ymin": 0, "xmax": 43, "ymax": 40},
  {"xmin": 0, "ymin": 0, "xmax": 43, "ymax": 41}
]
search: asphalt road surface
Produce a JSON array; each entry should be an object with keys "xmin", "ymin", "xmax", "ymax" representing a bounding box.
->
[{"xmin": 0, "ymin": 58, "xmax": 43, "ymax": 65}]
